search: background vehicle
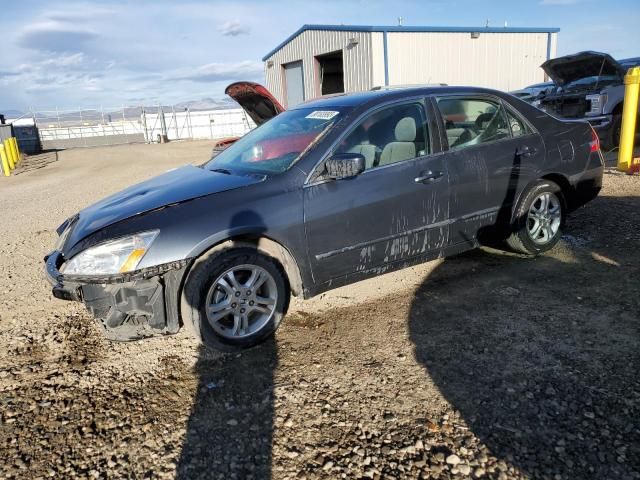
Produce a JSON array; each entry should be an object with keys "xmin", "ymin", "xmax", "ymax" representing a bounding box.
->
[
  {"xmin": 510, "ymin": 81, "xmax": 555, "ymax": 102},
  {"xmin": 211, "ymin": 82, "xmax": 285, "ymax": 155},
  {"xmin": 532, "ymin": 51, "xmax": 640, "ymax": 149},
  {"xmin": 45, "ymin": 86, "xmax": 604, "ymax": 352}
]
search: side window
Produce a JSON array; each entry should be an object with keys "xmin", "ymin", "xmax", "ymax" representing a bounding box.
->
[
  {"xmin": 436, "ymin": 97, "xmax": 510, "ymax": 150},
  {"xmin": 335, "ymin": 103, "xmax": 429, "ymax": 170},
  {"xmin": 505, "ymin": 107, "xmax": 532, "ymax": 138}
]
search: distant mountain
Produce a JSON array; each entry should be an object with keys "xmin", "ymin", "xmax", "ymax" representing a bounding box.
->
[
  {"xmin": 173, "ymin": 97, "xmax": 237, "ymax": 111},
  {"xmin": 1, "ymin": 109, "xmax": 25, "ymax": 118},
  {"xmin": 2, "ymin": 98, "xmax": 240, "ymax": 125}
]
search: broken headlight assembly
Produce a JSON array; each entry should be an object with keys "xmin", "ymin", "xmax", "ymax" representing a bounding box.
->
[{"xmin": 61, "ymin": 230, "xmax": 159, "ymax": 275}]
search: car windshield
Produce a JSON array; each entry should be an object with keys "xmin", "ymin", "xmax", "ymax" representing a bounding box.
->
[
  {"xmin": 205, "ymin": 107, "xmax": 348, "ymax": 175},
  {"xmin": 563, "ymin": 75, "xmax": 619, "ymax": 89}
]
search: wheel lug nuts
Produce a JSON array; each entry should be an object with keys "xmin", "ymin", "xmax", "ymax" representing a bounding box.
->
[
  {"xmin": 240, "ymin": 308, "xmax": 246, "ymax": 313},
  {"xmin": 235, "ymin": 292, "xmax": 241, "ymax": 297},
  {"xmin": 246, "ymin": 290, "xmax": 251, "ymax": 296},
  {"xmin": 249, "ymin": 301, "xmax": 254, "ymax": 306},
  {"xmin": 231, "ymin": 303, "xmax": 237, "ymax": 308}
]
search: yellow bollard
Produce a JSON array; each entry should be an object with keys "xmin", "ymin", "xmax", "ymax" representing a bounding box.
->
[
  {"xmin": 9, "ymin": 137, "xmax": 20, "ymax": 166},
  {"xmin": 3, "ymin": 139, "xmax": 15, "ymax": 170},
  {"xmin": 617, "ymin": 66, "xmax": 640, "ymax": 173},
  {"xmin": 0, "ymin": 145, "xmax": 10, "ymax": 176}
]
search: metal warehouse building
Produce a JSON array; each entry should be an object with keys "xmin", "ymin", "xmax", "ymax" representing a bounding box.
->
[{"xmin": 263, "ymin": 24, "xmax": 560, "ymax": 107}]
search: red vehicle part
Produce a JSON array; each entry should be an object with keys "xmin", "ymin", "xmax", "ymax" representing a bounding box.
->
[
  {"xmin": 250, "ymin": 132, "xmax": 317, "ymax": 162},
  {"xmin": 225, "ymin": 82, "xmax": 285, "ymax": 126}
]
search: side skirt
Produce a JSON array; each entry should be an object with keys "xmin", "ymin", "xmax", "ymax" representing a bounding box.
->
[{"xmin": 304, "ymin": 239, "xmax": 478, "ymax": 299}]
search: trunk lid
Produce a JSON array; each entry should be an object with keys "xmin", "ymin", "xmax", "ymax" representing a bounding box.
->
[
  {"xmin": 541, "ymin": 51, "xmax": 626, "ymax": 86},
  {"xmin": 225, "ymin": 81, "xmax": 285, "ymax": 126}
]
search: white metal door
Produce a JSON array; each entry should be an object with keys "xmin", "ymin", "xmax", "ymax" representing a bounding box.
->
[{"xmin": 284, "ymin": 61, "xmax": 304, "ymax": 107}]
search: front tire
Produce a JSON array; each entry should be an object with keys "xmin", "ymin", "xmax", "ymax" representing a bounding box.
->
[
  {"xmin": 506, "ymin": 180, "xmax": 566, "ymax": 255},
  {"xmin": 181, "ymin": 247, "xmax": 289, "ymax": 352},
  {"xmin": 606, "ymin": 113, "xmax": 622, "ymax": 151}
]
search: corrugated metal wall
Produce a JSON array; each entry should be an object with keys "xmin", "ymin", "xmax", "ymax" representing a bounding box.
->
[
  {"xmin": 371, "ymin": 32, "xmax": 386, "ymax": 88},
  {"xmin": 264, "ymin": 30, "xmax": 373, "ymax": 107},
  {"xmin": 265, "ymin": 29, "xmax": 557, "ymax": 103},
  {"xmin": 383, "ymin": 31, "xmax": 553, "ymax": 91}
]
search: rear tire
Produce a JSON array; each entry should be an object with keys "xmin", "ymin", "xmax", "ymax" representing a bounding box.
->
[
  {"xmin": 506, "ymin": 180, "xmax": 566, "ymax": 255},
  {"xmin": 181, "ymin": 247, "xmax": 289, "ymax": 352}
]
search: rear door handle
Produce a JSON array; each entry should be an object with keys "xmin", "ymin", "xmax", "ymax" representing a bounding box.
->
[
  {"xmin": 516, "ymin": 146, "xmax": 536, "ymax": 157},
  {"xmin": 414, "ymin": 170, "xmax": 444, "ymax": 183}
]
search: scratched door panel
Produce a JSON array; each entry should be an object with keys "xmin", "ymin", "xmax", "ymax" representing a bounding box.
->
[
  {"xmin": 444, "ymin": 134, "xmax": 544, "ymax": 245},
  {"xmin": 303, "ymin": 155, "xmax": 449, "ymax": 285}
]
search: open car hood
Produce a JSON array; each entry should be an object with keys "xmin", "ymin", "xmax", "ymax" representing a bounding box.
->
[
  {"xmin": 541, "ymin": 51, "xmax": 626, "ymax": 86},
  {"xmin": 225, "ymin": 81, "xmax": 285, "ymax": 126}
]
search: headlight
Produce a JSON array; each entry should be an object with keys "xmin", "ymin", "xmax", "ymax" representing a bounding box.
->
[
  {"xmin": 586, "ymin": 94, "xmax": 607, "ymax": 116},
  {"xmin": 61, "ymin": 230, "xmax": 159, "ymax": 275}
]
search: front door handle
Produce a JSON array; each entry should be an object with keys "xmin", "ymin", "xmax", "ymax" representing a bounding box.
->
[
  {"xmin": 414, "ymin": 170, "xmax": 444, "ymax": 184},
  {"xmin": 516, "ymin": 145, "xmax": 536, "ymax": 157}
]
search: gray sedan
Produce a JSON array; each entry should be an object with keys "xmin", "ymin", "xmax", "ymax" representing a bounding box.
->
[{"xmin": 45, "ymin": 86, "xmax": 604, "ymax": 352}]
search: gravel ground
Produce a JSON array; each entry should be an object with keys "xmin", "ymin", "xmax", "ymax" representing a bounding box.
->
[{"xmin": 0, "ymin": 141, "xmax": 638, "ymax": 479}]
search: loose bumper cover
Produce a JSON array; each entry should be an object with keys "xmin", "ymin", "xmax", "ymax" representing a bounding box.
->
[{"xmin": 44, "ymin": 251, "xmax": 191, "ymax": 340}]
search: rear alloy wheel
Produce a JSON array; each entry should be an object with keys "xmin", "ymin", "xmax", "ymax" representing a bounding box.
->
[
  {"xmin": 507, "ymin": 180, "xmax": 566, "ymax": 255},
  {"xmin": 182, "ymin": 247, "xmax": 289, "ymax": 352},
  {"xmin": 526, "ymin": 192, "xmax": 562, "ymax": 246}
]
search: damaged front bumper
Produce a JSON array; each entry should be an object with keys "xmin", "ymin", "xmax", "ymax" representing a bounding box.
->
[{"xmin": 44, "ymin": 251, "xmax": 191, "ymax": 341}]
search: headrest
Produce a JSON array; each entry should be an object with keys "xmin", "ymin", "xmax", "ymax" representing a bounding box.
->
[{"xmin": 395, "ymin": 117, "xmax": 416, "ymax": 142}]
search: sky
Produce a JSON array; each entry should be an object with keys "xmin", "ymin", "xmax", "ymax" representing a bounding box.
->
[{"xmin": 1, "ymin": 0, "xmax": 639, "ymax": 111}]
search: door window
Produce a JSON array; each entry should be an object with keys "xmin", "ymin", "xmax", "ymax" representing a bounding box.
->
[
  {"xmin": 334, "ymin": 103, "xmax": 429, "ymax": 170},
  {"xmin": 436, "ymin": 97, "xmax": 510, "ymax": 150}
]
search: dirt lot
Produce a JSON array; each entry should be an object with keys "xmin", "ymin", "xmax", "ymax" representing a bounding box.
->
[{"xmin": 0, "ymin": 141, "xmax": 638, "ymax": 480}]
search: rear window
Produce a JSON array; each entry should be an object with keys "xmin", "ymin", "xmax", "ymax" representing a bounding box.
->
[{"xmin": 205, "ymin": 107, "xmax": 348, "ymax": 175}]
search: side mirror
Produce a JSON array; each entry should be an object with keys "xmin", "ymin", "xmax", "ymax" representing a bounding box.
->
[{"xmin": 325, "ymin": 153, "xmax": 365, "ymax": 180}]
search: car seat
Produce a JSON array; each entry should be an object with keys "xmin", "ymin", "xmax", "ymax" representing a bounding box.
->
[{"xmin": 379, "ymin": 117, "xmax": 417, "ymax": 166}]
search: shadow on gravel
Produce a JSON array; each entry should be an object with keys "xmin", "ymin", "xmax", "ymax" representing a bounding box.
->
[
  {"xmin": 409, "ymin": 196, "xmax": 640, "ymax": 479},
  {"xmin": 177, "ymin": 210, "xmax": 278, "ymax": 479},
  {"xmin": 176, "ymin": 339, "xmax": 277, "ymax": 479}
]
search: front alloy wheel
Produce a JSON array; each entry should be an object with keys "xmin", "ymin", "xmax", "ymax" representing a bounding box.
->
[
  {"xmin": 205, "ymin": 265, "xmax": 278, "ymax": 340},
  {"xmin": 182, "ymin": 247, "xmax": 289, "ymax": 352}
]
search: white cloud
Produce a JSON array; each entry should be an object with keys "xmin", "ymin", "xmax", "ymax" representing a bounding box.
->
[
  {"xmin": 41, "ymin": 52, "xmax": 86, "ymax": 67},
  {"xmin": 18, "ymin": 20, "xmax": 98, "ymax": 53},
  {"xmin": 219, "ymin": 20, "xmax": 250, "ymax": 37},
  {"xmin": 171, "ymin": 60, "xmax": 263, "ymax": 83}
]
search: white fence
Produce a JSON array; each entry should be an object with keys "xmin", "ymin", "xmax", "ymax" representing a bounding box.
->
[
  {"xmin": 143, "ymin": 108, "xmax": 255, "ymax": 142},
  {"xmin": 7, "ymin": 106, "xmax": 257, "ymax": 150}
]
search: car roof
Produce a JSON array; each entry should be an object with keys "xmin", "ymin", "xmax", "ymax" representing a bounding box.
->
[{"xmin": 290, "ymin": 86, "xmax": 505, "ymax": 110}]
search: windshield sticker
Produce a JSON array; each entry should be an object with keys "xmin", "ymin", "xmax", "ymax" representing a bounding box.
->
[{"xmin": 306, "ymin": 110, "xmax": 339, "ymax": 120}]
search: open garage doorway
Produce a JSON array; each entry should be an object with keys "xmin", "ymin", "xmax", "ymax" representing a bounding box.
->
[{"xmin": 316, "ymin": 50, "xmax": 344, "ymax": 96}]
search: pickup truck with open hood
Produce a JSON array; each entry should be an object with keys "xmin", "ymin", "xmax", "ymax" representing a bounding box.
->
[{"xmin": 532, "ymin": 51, "xmax": 640, "ymax": 149}]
